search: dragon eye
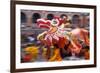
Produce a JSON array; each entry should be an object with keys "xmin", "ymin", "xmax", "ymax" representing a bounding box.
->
[
  {"xmin": 53, "ymin": 20, "xmax": 57, "ymax": 24},
  {"xmin": 51, "ymin": 19, "xmax": 59, "ymax": 26}
]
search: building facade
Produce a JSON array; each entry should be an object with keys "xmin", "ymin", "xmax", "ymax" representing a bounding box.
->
[{"xmin": 21, "ymin": 10, "xmax": 89, "ymax": 37}]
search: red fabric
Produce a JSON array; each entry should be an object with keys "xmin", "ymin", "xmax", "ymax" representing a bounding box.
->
[
  {"xmin": 37, "ymin": 19, "xmax": 51, "ymax": 29},
  {"xmin": 37, "ymin": 17, "xmax": 64, "ymax": 29}
]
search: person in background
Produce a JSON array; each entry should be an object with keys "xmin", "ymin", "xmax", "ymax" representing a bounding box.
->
[{"xmin": 60, "ymin": 14, "xmax": 71, "ymax": 28}]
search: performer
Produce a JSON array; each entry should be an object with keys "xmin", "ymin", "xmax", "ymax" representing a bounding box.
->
[{"xmin": 37, "ymin": 17, "xmax": 68, "ymax": 60}]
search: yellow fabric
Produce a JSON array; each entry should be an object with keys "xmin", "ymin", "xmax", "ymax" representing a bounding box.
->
[
  {"xmin": 49, "ymin": 48, "xmax": 62, "ymax": 61},
  {"xmin": 25, "ymin": 46, "xmax": 39, "ymax": 61}
]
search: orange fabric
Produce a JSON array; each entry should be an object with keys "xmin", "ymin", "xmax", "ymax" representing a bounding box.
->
[
  {"xmin": 58, "ymin": 37, "xmax": 67, "ymax": 48},
  {"xmin": 84, "ymin": 51, "xmax": 90, "ymax": 60}
]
